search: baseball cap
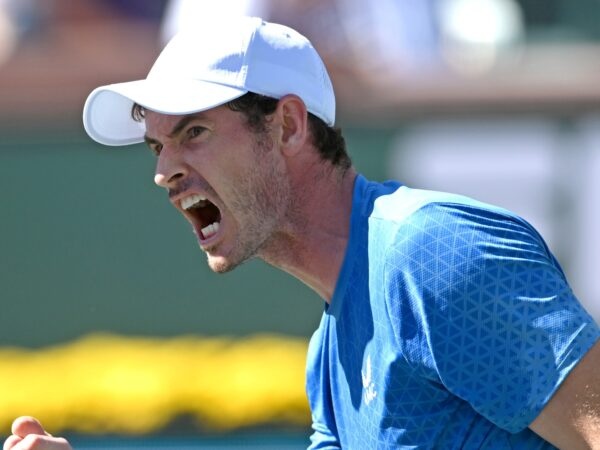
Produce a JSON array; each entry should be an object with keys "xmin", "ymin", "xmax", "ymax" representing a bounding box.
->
[{"xmin": 83, "ymin": 16, "xmax": 335, "ymax": 146}]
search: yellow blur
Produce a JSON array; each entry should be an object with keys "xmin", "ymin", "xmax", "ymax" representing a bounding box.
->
[{"xmin": 0, "ymin": 334, "xmax": 310, "ymax": 435}]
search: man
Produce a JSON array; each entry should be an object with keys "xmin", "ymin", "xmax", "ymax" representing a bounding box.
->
[{"xmin": 5, "ymin": 16, "xmax": 599, "ymax": 450}]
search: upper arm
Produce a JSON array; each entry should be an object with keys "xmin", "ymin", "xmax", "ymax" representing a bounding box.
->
[
  {"xmin": 387, "ymin": 203, "xmax": 600, "ymax": 433},
  {"xmin": 530, "ymin": 339, "xmax": 600, "ymax": 449}
]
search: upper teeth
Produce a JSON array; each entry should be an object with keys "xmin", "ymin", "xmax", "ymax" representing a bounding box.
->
[{"xmin": 181, "ymin": 194, "xmax": 206, "ymax": 210}]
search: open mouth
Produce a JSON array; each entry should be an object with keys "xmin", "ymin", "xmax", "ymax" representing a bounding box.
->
[{"xmin": 181, "ymin": 194, "xmax": 222, "ymax": 240}]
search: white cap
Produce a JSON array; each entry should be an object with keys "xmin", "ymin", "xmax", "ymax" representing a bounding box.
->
[{"xmin": 83, "ymin": 16, "xmax": 336, "ymax": 146}]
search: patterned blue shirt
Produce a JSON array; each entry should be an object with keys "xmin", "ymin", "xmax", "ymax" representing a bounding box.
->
[{"xmin": 306, "ymin": 175, "xmax": 599, "ymax": 449}]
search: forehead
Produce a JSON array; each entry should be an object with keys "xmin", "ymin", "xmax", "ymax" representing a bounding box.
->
[
  {"xmin": 143, "ymin": 104, "xmax": 238, "ymax": 138},
  {"xmin": 144, "ymin": 109, "xmax": 212, "ymax": 131}
]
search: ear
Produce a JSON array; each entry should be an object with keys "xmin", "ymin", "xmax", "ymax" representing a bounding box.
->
[{"xmin": 275, "ymin": 95, "xmax": 308, "ymax": 157}]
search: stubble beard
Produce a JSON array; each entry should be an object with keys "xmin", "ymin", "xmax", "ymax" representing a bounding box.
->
[{"xmin": 206, "ymin": 132, "xmax": 290, "ymax": 274}]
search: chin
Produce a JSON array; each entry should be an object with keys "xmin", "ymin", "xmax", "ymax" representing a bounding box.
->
[
  {"xmin": 203, "ymin": 240, "xmax": 260, "ymax": 274},
  {"xmin": 206, "ymin": 253, "xmax": 246, "ymax": 274}
]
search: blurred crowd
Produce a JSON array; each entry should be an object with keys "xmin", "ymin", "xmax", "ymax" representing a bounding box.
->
[
  {"xmin": 0, "ymin": 0, "xmax": 529, "ymax": 78},
  {"xmin": 1, "ymin": 0, "xmax": 600, "ymax": 123}
]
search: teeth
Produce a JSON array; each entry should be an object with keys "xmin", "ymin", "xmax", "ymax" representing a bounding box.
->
[
  {"xmin": 181, "ymin": 194, "xmax": 206, "ymax": 210},
  {"xmin": 201, "ymin": 222, "xmax": 220, "ymax": 239}
]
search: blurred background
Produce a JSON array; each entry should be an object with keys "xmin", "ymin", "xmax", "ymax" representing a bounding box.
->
[{"xmin": 1, "ymin": 0, "xmax": 599, "ymax": 448}]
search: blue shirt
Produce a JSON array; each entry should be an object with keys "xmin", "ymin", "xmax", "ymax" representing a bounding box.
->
[{"xmin": 306, "ymin": 175, "xmax": 599, "ymax": 449}]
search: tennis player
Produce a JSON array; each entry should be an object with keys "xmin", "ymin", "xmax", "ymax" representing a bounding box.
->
[{"xmin": 5, "ymin": 16, "xmax": 599, "ymax": 450}]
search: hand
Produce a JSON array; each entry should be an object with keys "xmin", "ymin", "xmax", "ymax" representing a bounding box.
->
[{"xmin": 3, "ymin": 417, "xmax": 72, "ymax": 450}]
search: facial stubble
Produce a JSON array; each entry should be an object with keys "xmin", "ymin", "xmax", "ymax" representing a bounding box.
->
[{"xmin": 205, "ymin": 132, "xmax": 291, "ymax": 274}]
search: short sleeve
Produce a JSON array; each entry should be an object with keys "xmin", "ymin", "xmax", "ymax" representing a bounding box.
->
[{"xmin": 385, "ymin": 203, "xmax": 600, "ymax": 433}]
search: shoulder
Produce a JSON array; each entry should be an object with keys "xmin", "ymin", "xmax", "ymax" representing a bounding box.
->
[
  {"xmin": 370, "ymin": 185, "xmax": 529, "ymax": 231},
  {"xmin": 368, "ymin": 186, "xmax": 548, "ymax": 269}
]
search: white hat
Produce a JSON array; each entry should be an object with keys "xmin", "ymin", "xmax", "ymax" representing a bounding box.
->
[{"xmin": 83, "ymin": 16, "xmax": 335, "ymax": 146}]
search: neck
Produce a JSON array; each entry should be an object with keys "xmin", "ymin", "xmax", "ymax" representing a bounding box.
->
[{"xmin": 259, "ymin": 164, "xmax": 357, "ymax": 303}]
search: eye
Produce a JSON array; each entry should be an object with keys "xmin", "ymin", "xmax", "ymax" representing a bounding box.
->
[
  {"xmin": 188, "ymin": 126, "xmax": 206, "ymax": 139},
  {"xmin": 151, "ymin": 144, "xmax": 163, "ymax": 156}
]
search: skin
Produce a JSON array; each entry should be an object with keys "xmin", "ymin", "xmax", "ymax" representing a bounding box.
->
[
  {"xmin": 4, "ymin": 95, "xmax": 598, "ymax": 449},
  {"xmin": 529, "ymin": 340, "xmax": 600, "ymax": 449},
  {"xmin": 3, "ymin": 417, "xmax": 71, "ymax": 450},
  {"xmin": 148, "ymin": 102, "xmax": 292, "ymax": 274},
  {"xmin": 146, "ymin": 95, "xmax": 356, "ymax": 298}
]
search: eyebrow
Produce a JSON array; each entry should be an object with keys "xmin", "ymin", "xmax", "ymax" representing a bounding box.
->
[{"xmin": 143, "ymin": 113, "xmax": 208, "ymax": 146}]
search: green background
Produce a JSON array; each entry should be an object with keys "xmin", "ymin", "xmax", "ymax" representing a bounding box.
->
[{"xmin": 0, "ymin": 125, "xmax": 395, "ymax": 348}]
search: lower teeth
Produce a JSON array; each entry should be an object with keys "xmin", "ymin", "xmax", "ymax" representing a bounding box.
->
[{"xmin": 201, "ymin": 222, "xmax": 220, "ymax": 238}]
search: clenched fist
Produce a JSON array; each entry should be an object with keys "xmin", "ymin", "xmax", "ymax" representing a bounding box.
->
[{"xmin": 3, "ymin": 417, "xmax": 72, "ymax": 450}]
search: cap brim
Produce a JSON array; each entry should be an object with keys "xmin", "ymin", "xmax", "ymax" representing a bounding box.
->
[{"xmin": 83, "ymin": 79, "xmax": 247, "ymax": 146}]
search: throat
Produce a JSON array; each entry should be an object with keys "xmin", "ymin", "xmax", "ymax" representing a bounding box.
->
[{"xmin": 259, "ymin": 230, "xmax": 342, "ymax": 303}]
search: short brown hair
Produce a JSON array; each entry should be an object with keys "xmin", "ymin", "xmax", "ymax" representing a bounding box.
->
[{"xmin": 132, "ymin": 93, "xmax": 350, "ymax": 170}]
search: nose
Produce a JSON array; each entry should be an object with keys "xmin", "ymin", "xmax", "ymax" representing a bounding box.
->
[{"xmin": 154, "ymin": 147, "xmax": 188, "ymax": 188}]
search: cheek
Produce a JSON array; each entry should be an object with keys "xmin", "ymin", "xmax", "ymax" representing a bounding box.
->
[
  {"xmin": 211, "ymin": 137, "xmax": 258, "ymax": 178},
  {"xmin": 184, "ymin": 128, "xmax": 267, "ymax": 193}
]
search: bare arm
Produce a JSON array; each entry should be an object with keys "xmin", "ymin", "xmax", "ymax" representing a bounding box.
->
[
  {"xmin": 530, "ymin": 339, "xmax": 600, "ymax": 449},
  {"xmin": 3, "ymin": 417, "xmax": 72, "ymax": 450}
]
